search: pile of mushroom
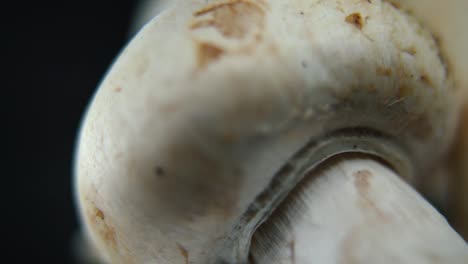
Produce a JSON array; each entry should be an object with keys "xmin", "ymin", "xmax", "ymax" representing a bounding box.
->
[{"xmin": 74, "ymin": 0, "xmax": 468, "ymax": 263}]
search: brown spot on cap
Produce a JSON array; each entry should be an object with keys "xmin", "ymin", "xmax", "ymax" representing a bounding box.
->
[
  {"xmin": 345, "ymin": 13, "xmax": 364, "ymax": 30},
  {"xmin": 114, "ymin": 87, "xmax": 122, "ymax": 93},
  {"xmin": 376, "ymin": 67, "xmax": 392, "ymax": 77},
  {"xmin": 398, "ymin": 84, "xmax": 411, "ymax": 98},
  {"xmin": 155, "ymin": 166, "xmax": 165, "ymax": 177},
  {"xmin": 95, "ymin": 208, "xmax": 105, "ymax": 220},
  {"xmin": 192, "ymin": 0, "xmax": 265, "ymax": 39},
  {"xmin": 402, "ymin": 46, "xmax": 417, "ymax": 56},
  {"xmin": 177, "ymin": 243, "xmax": 189, "ymax": 264},
  {"xmin": 87, "ymin": 204, "xmax": 117, "ymax": 251},
  {"xmin": 196, "ymin": 42, "xmax": 225, "ymax": 68},
  {"xmin": 420, "ymin": 74, "xmax": 433, "ymax": 87}
]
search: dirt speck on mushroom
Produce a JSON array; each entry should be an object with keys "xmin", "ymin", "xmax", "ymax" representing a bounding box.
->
[
  {"xmin": 376, "ymin": 67, "xmax": 392, "ymax": 77},
  {"xmin": 401, "ymin": 46, "xmax": 417, "ymax": 56},
  {"xmin": 420, "ymin": 74, "xmax": 433, "ymax": 87},
  {"xmin": 196, "ymin": 42, "xmax": 225, "ymax": 68},
  {"xmin": 87, "ymin": 204, "xmax": 117, "ymax": 251},
  {"xmin": 177, "ymin": 243, "xmax": 189, "ymax": 264},
  {"xmin": 397, "ymin": 84, "xmax": 411, "ymax": 98},
  {"xmin": 345, "ymin": 13, "xmax": 364, "ymax": 30},
  {"xmin": 154, "ymin": 166, "xmax": 165, "ymax": 177}
]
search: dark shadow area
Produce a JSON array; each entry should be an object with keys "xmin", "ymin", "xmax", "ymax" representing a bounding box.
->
[{"xmin": 4, "ymin": 0, "xmax": 136, "ymax": 262}]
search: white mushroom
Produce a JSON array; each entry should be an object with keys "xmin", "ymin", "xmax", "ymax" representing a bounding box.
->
[
  {"xmin": 75, "ymin": 0, "xmax": 468, "ymax": 263},
  {"xmin": 250, "ymin": 156, "xmax": 468, "ymax": 264}
]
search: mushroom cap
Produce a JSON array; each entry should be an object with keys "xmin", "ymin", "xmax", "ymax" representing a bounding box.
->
[
  {"xmin": 75, "ymin": 0, "xmax": 461, "ymax": 262},
  {"xmin": 132, "ymin": 0, "xmax": 468, "ymax": 91},
  {"xmin": 391, "ymin": 0, "xmax": 468, "ymax": 92}
]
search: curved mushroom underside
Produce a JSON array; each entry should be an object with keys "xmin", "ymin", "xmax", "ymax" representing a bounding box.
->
[{"xmin": 75, "ymin": 0, "xmax": 468, "ymax": 263}]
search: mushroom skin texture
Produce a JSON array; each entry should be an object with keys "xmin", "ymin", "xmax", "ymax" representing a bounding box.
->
[
  {"xmin": 75, "ymin": 0, "xmax": 466, "ymax": 263},
  {"xmin": 388, "ymin": 0, "xmax": 468, "ymax": 89},
  {"xmin": 250, "ymin": 156, "xmax": 468, "ymax": 264},
  {"xmin": 383, "ymin": 0, "xmax": 468, "ymax": 238}
]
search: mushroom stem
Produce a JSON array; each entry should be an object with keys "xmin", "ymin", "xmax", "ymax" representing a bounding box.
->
[{"xmin": 250, "ymin": 156, "xmax": 468, "ymax": 264}]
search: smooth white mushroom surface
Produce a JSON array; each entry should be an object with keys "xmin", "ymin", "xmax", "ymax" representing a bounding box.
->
[{"xmin": 75, "ymin": 0, "xmax": 468, "ymax": 263}]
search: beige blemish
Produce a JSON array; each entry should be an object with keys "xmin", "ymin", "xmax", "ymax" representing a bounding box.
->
[
  {"xmin": 196, "ymin": 42, "xmax": 226, "ymax": 68},
  {"xmin": 345, "ymin": 13, "xmax": 364, "ymax": 30},
  {"xmin": 177, "ymin": 243, "xmax": 189, "ymax": 264},
  {"xmin": 191, "ymin": 0, "xmax": 265, "ymax": 39}
]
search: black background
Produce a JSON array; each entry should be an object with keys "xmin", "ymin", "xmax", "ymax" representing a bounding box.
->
[{"xmin": 5, "ymin": 0, "xmax": 137, "ymax": 262}]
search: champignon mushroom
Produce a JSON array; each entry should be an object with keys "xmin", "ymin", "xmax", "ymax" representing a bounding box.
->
[
  {"xmin": 74, "ymin": 0, "xmax": 468, "ymax": 263},
  {"xmin": 250, "ymin": 155, "xmax": 468, "ymax": 264}
]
